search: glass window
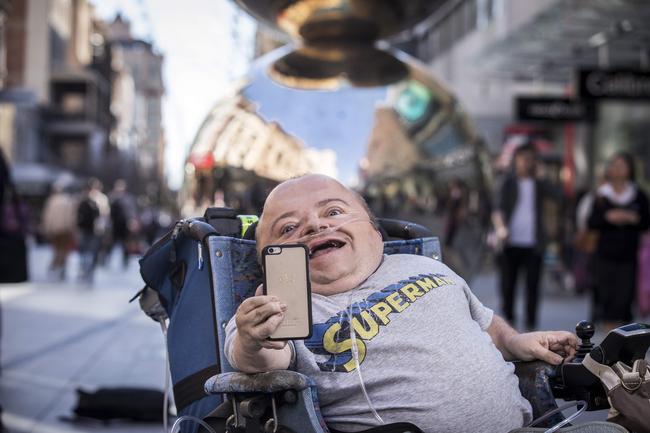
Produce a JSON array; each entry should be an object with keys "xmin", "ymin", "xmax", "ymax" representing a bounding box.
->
[
  {"xmin": 421, "ymin": 121, "xmax": 468, "ymax": 157},
  {"xmin": 594, "ymin": 101, "xmax": 650, "ymax": 191}
]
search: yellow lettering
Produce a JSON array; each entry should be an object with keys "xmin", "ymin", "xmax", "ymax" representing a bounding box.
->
[
  {"xmin": 352, "ymin": 311, "xmax": 379, "ymax": 340},
  {"xmin": 385, "ymin": 292, "xmax": 409, "ymax": 312},
  {"xmin": 400, "ymin": 283, "xmax": 424, "ymax": 302},
  {"xmin": 322, "ymin": 323, "xmax": 366, "ymax": 372},
  {"xmin": 323, "ymin": 323, "xmax": 350, "ymax": 355},
  {"xmin": 416, "ymin": 277, "xmax": 438, "ymax": 292},
  {"xmin": 432, "ymin": 276, "xmax": 446, "ymax": 287},
  {"xmin": 370, "ymin": 301, "xmax": 392, "ymax": 325}
]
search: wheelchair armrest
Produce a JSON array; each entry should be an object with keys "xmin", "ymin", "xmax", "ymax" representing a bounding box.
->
[
  {"xmin": 204, "ymin": 370, "xmax": 313, "ymax": 394},
  {"xmin": 514, "ymin": 360, "xmax": 565, "ymax": 428},
  {"xmin": 204, "ymin": 371, "xmax": 328, "ymax": 433}
]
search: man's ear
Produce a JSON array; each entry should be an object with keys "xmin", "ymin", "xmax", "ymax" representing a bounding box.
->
[{"xmin": 375, "ymin": 223, "xmax": 388, "ymax": 242}]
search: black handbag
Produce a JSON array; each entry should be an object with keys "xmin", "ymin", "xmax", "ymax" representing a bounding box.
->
[
  {"xmin": 0, "ymin": 184, "xmax": 28, "ymax": 283},
  {"xmin": 70, "ymin": 387, "xmax": 167, "ymax": 422},
  {"xmin": 0, "ymin": 233, "xmax": 28, "ymax": 283}
]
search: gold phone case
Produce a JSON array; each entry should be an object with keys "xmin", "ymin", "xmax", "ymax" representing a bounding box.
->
[{"xmin": 262, "ymin": 244, "xmax": 313, "ymax": 340}]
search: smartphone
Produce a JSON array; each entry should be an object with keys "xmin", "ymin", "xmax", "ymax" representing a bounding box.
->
[{"xmin": 262, "ymin": 244, "xmax": 312, "ymax": 340}]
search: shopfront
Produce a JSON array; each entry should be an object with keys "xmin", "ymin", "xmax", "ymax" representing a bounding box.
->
[{"xmin": 580, "ymin": 69, "xmax": 650, "ymax": 191}]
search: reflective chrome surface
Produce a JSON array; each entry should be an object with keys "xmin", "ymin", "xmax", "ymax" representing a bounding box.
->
[
  {"xmin": 234, "ymin": 0, "xmax": 445, "ymax": 42},
  {"xmin": 189, "ymin": 46, "xmax": 491, "ymax": 279},
  {"xmin": 269, "ymin": 42, "xmax": 408, "ymax": 89}
]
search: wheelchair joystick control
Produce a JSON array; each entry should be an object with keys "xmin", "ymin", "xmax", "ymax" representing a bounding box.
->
[{"xmin": 575, "ymin": 320, "xmax": 595, "ymax": 361}]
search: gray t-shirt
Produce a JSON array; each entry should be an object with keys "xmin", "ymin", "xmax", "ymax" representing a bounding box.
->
[{"xmin": 226, "ymin": 254, "xmax": 532, "ymax": 433}]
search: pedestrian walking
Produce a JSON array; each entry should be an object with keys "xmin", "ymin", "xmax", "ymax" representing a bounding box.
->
[
  {"xmin": 77, "ymin": 181, "xmax": 101, "ymax": 282},
  {"xmin": 588, "ymin": 152, "xmax": 650, "ymax": 330},
  {"xmin": 492, "ymin": 142, "xmax": 561, "ymax": 330},
  {"xmin": 443, "ymin": 178, "xmax": 466, "ymax": 249},
  {"xmin": 109, "ymin": 179, "xmax": 135, "ymax": 268},
  {"xmin": 88, "ymin": 179, "xmax": 110, "ymax": 267},
  {"xmin": 41, "ymin": 182, "xmax": 77, "ymax": 280}
]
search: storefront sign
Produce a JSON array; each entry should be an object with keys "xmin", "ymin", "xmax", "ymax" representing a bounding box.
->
[
  {"xmin": 516, "ymin": 97, "xmax": 594, "ymax": 122},
  {"xmin": 579, "ymin": 69, "xmax": 650, "ymax": 100}
]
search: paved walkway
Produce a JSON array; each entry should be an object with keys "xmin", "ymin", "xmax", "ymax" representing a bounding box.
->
[
  {"xmin": 1, "ymin": 243, "xmax": 166, "ymax": 433},
  {"xmin": 1, "ymin": 242, "xmax": 616, "ymax": 432}
]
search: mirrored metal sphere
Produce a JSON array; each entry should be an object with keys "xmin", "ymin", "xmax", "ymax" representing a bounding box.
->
[{"xmin": 186, "ymin": 45, "xmax": 492, "ymax": 280}]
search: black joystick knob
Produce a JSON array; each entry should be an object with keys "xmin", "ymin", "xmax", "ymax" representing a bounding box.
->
[
  {"xmin": 575, "ymin": 320, "xmax": 595, "ymax": 360},
  {"xmin": 576, "ymin": 320, "xmax": 595, "ymax": 341}
]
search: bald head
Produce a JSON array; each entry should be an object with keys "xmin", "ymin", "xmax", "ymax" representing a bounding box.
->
[{"xmin": 258, "ymin": 175, "xmax": 375, "ymax": 241}]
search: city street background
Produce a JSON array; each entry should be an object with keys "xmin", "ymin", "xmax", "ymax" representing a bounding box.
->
[{"xmin": 2, "ymin": 0, "xmax": 650, "ymax": 432}]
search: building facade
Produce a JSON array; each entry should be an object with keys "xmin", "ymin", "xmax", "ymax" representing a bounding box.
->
[
  {"xmin": 1, "ymin": 0, "xmax": 169, "ymax": 234},
  {"xmin": 405, "ymin": 0, "xmax": 650, "ymax": 194},
  {"xmin": 107, "ymin": 14, "xmax": 165, "ymax": 197},
  {"xmin": 183, "ymin": 93, "xmax": 337, "ymax": 216},
  {"xmin": 1, "ymin": 0, "xmax": 114, "ymax": 195}
]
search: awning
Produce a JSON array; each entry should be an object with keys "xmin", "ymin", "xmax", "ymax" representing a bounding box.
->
[
  {"xmin": 479, "ymin": 0, "xmax": 650, "ymax": 83},
  {"xmin": 11, "ymin": 162, "xmax": 78, "ymax": 195}
]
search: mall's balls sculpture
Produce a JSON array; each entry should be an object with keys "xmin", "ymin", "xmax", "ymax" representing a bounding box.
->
[{"xmin": 201, "ymin": 1, "xmax": 493, "ymax": 278}]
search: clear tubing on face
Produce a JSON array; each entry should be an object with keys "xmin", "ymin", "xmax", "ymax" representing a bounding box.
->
[{"xmin": 278, "ymin": 214, "xmax": 374, "ymax": 246}]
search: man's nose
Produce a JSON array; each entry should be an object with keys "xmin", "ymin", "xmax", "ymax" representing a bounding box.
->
[{"xmin": 303, "ymin": 215, "xmax": 329, "ymax": 236}]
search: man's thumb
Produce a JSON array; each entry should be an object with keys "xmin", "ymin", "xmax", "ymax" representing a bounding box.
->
[{"xmin": 538, "ymin": 348, "xmax": 563, "ymax": 365}]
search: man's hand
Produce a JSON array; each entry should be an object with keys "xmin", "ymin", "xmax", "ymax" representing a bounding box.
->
[
  {"xmin": 231, "ymin": 285, "xmax": 292, "ymax": 372},
  {"xmin": 235, "ymin": 284, "xmax": 287, "ymax": 351},
  {"xmin": 491, "ymin": 211, "xmax": 509, "ymax": 242},
  {"xmin": 495, "ymin": 225, "xmax": 509, "ymax": 243},
  {"xmin": 505, "ymin": 331, "xmax": 578, "ymax": 365},
  {"xmin": 488, "ymin": 316, "xmax": 578, "ymax": 365}
]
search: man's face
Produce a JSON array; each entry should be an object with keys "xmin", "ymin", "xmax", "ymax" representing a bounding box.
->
[
  {"xmin": 607, "ymin": 156, "xmax": 630, "ymax": 182},
  {"xmin": 257, "ymin": 175, "xmax": 383, "ymax": 296},
  {"xmin": 514, "ymin": 149, "xmax": 536, "ymax": 178}
]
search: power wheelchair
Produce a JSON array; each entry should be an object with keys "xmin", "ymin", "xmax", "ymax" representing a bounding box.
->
[{"xmin": 136, "ymin": 207, "xmax": 650, "ymax": 433}]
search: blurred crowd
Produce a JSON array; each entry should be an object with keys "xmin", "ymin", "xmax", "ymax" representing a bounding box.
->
[
  {"xmin": 4, "ymin": 139, "xmax": 650, "ymax": 329},
  {"xmin": 38, "ymin": 177, "xmax": 175, "ymax": 283},
  {"xmin": 0, "ymin": 148, "xmax": 174, "ymax": 285},
  {"xmin": 491, "ymin": 142, "xmax": 650, "ymax": 332}
]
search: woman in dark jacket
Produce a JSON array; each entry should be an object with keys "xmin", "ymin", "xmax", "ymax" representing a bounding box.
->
[{"xmin": 588, "ymin": 152, "xmax": 650, "ymax": 329}]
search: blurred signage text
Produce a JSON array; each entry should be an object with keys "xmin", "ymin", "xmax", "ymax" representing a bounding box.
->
[
  {"xmin": 579, "ymin": 69, "xmax": 650, "ymax": 100},
  {"xmin": 516, "ymin": 96, "xmax": 595, "ymax": 122}
]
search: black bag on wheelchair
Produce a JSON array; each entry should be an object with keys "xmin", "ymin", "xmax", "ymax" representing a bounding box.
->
[
  {"xmin": 137, "ymin": 209, "xmax": 261, "ymax": 429},
  {"xmin": 71, "ymin": 387, "xmax": 166, "ymax": 422}
]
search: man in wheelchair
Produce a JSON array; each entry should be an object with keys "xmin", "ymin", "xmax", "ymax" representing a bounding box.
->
[{"xmin": 224, "ymin": 174, "xmax": 579, "ymax": 433}]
